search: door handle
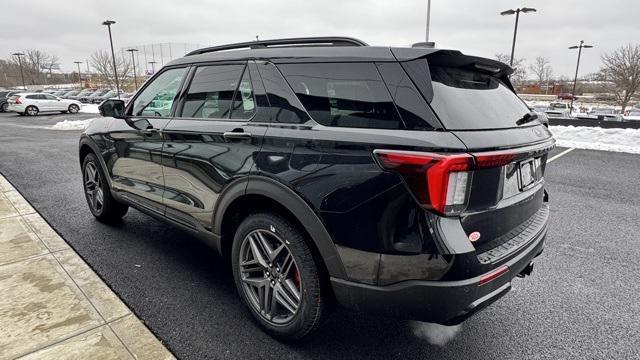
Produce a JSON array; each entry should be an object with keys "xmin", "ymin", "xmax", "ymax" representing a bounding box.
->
[{"xmin": 223, "ymin": 131, "xmax": 252, "ymax": 140}]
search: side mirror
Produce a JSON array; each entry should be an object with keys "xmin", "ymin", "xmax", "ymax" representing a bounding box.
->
[{"xmin": 98, "ymin": 99, "xmax": 126, "ymax": 118}]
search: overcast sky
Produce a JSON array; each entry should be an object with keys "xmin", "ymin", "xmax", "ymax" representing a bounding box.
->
[{"xmin": 1, "ymin": 0, "xmax": 638, "ymax": 77}]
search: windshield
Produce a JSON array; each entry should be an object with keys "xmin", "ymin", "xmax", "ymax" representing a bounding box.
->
[{"xmin": 428, "ymin": 65, "xmax": 531, "ymax": 130}]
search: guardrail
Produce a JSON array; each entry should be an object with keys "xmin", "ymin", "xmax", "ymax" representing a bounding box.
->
[{"xmin": 549, "ymin": 117, "xmax": 640, "ymax": 129}]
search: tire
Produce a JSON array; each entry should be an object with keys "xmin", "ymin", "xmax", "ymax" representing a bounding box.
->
[
  {"xmin": 25, "ymin": 106, "xmax": 38, "ymax": 116},
  {"xmin": 82, "ymin": 153, "xmax": 128, "ymax": 223},
  {"xmin": 0, "ymin": 102, "xmax": 7, "ymax": 112},
  {"xmin": 68, "ymin": 104, "xmax": 79, "ymax": 114},
  {"xmin": 232, "ymin": 213, "xmax": 327, "ymax": 340}
]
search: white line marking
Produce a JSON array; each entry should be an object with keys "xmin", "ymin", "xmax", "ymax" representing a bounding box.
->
[{"xmin": 547, "ymin": 148, "xmax": 575, "ymax": 164}]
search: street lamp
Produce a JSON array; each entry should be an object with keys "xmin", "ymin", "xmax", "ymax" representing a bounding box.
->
[
  {"xmin": 73, "ymin": 61, "xmax": 83, "ymax": 89},
  {"xmin": 148, "ymin": 61, "xmax": 157, "ymax": 74},
  {"xmin": 568, "ymin": 40, "xmax": 593, "ymax": 114},
  {"xmin": 126, "ymin": 48, "xmax": 139, "ymax": 90},
  {"xmin": 12, "ymin": 52, "xmax": 26, "ymax": 90},
  {"xmin": 425, "ymin": 0, "xmax": 431, "ymax": 42},
  {"xmin": 101, "ymin": 20, "xmax": 121, "ymax": 99},
  {"xmin": 500, "ymin": 7, "xmax": 536, "ymax": 66}
]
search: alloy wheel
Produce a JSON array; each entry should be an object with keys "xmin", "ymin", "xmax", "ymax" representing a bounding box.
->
[
  {"xmin": 84, "ymin": 162, "xmax": 104, "ymax": 213},
  {"xmin": 26, "ymin": 106, "xmax": 38, "ymax": 116},
  {"xmin": 239, "ymin": 229, "xmax": 302, "ymax": 325},
  {"xmin": 69, "ymin": 104, "xmax": 79, "ymax": 113}
]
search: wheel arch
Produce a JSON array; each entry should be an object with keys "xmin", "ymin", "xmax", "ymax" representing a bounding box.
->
[
  {"xmin": 78, "ymin": 136, "xmax": 113, "ymax": 188},
  {"xmin": 215, "ymin": 176, "xmax": 347, "ymax": 280}
]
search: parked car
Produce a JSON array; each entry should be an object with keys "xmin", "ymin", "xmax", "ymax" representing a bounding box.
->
[
  {"xmin": 545, "ymin": 102, "xmax": 572, "ymax": 118},
  {"xmin": 60, "ymin": 90, "xmax": 81, "ymax": 99},
  {"xmin": 69, "ymin": 89, "xmax": 96, "ymax": 101},
  {"xmin": 623, "ymin": 109, "xmax": 640, "ymax": 121},
  {"xmin": 557, "ymin": 93, "xmax": 577, "ymax": 100},
  {"xmin": 92, "ymin": 90, "xmax": 127, "ymax": 104},
  {"xmin": 0, "ymin": 91, "xmax": 22, "ymax": 112},
  {"xmin": 83, "ymin": 89, "xmax": 110, "ymax": 103},
  {"xmin": 588, "ymin": 107, "xmax": 623, "ymax": 121},
  {"xmin": 80, "ymin": 37, "xmax": 553, "ymax": 340},
  {"xmin": 108, "ymin": 92, "xmax": 134, "ymax": 106},
  {"xmin": 7, "ymin": 92, "xmax": 82, "ymax": 116}
]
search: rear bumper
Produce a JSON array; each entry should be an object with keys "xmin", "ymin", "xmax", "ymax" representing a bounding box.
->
[
  {"xmin": 331, "ymin": 225, "xmax": 546, "ymax": 325},
  {"xmin": 7, "ymin": 104, "xmax": 26, "ymax": 112}
]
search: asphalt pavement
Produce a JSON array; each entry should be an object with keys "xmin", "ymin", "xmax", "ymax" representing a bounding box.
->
[{"xmin": 0, "ymin": 111, "xmax": 638, "ymax": 359}]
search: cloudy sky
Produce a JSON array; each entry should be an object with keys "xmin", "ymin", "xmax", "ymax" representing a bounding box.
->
[{"xmin": 1, "ymin": 0, "xmax": 638, "ymax": 77}]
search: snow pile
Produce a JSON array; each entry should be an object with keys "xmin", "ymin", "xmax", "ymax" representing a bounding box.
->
[
  {"xmin": 80, "ymin": 104, "xmax": 100, "ymax": 114},
  {"xmin": 51, "ymin": 118, "xmax": 95, "ymax": 130},
  {"xmin": 549, "ymin": 125, "xmax": 640, "ymax": 154}
]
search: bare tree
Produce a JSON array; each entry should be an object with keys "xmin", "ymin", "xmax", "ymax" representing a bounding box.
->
[
  {"xmin": 495, "ymin": 54, "xmax": 527, "ymax": 84},
  {"xmin": 90, "ymin": 50, "xmax": 131, "ymax": 88},
  {"xmin": 528, "ymin": 57, "xmax": 553, "ymax": 85},
  {"xmin": 600, "ymin": 44, "xmax": 640, "ymax": 112}
]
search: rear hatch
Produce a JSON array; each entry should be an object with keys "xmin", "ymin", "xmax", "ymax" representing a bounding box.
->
[{"xmin": 399, "ymin": 50, "xmax": 555, "ymax": 262}]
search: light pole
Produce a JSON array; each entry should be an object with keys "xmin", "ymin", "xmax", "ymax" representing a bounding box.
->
[
  {"xmin": 568, "ymin": 40, "xmax": 593, "ymax": 114},
  {"xmin": 102, "ymin": 20, "xmax": 121, "ymax": 99},
  {"xmin": 126, "ymin": 48, "xmax": 139, "ymax": 90},
  {"xmin": 148, "ymin": 61, "xmax": 157, "ymax": 74},
  {"xmin": 500, "ymin": 7, "xmax": 536, "ymax": 66},
  {"xmin": 73, "ymin": 61, "xmax": 83, "ymax": 89},
  {"xmin": 12, "ymin": 52, "xmax": 26, "ymax": 90},
  {"xmin": 425, "ymin": 0, "xmax": 431, "ymax": 42}
]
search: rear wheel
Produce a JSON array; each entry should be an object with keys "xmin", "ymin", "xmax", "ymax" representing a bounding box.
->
[
  {"xmin": 1, "ymin": 103, "xmax": 7, "ymax": 112},
  {"xmin": 25, "ymin": 106, "xmax": 38, "ymax": 116},
  {"xmin": 231, "ymin": 213, "xmax": 327, "ymax": 340},
  {"xmin": 82, "ymin": 153, "xmax": 128, "ymax": 222},
  {"xmin": 68, "ymin": 104, "xmax": 79, "ymax": 113}
]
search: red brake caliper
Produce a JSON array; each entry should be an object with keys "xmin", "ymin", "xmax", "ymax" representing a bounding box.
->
[{"xmin": 293, "ymin": 267, "xmax": 301, "ymax": 288}]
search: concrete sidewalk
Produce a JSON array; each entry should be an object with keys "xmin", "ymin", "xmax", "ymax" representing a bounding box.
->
[{"xmin": 0, "ymin": 174, "xmax": 174, "ymax": 360}]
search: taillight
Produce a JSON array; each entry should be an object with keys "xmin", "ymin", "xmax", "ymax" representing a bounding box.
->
[
  {"xmin": 14, "ymin": 97, "xmax": 21, "ymax": 104},
  {"xmin": 374, "ymin": 150, "xmax": 473, "ymax": 215},
  {"xmin": 479, "ymin": 265, "xmax": 509, "ymax": 286},
  {"xmin": 374, "ymin": 149, "xmax": 519, "ymax": 216}
]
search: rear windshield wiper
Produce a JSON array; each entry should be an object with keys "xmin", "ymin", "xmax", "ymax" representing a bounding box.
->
[{"xmin": 516, "ymin": 112, "xmax": 538, "ymax": 126}]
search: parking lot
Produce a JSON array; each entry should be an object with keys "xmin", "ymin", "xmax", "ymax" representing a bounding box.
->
[{"xmin": 0, "ymin": 111, "xmax": 638, "ymax": 359}]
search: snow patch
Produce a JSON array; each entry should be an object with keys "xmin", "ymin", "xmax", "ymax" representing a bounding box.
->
[
  {"xmin": 549, "ymin": 125, "xmax": 640, "ymax": 154},
  {"xmin": 80, "ymin": 104, "xmax": 100, "ymax": 114},
  {"xmin": 51, "ymin": 118, "xmax": 96, "ymax": 130}
]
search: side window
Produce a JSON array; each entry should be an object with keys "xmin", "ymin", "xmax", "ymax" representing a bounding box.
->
[
  {"xmin": 230, "ymin": 68, "xmax": 255, "ymax": 119},
  {"xmin": 179, "ymin": 64, "xmax": 245, "ymax": 119},
  {"xmin": 131, "ymin": 67, "xmax": 187, "ymax": 117},
  {"xmin": 26, "ymin": 95, "xmax": 41, "ymax": 100},
  {"xmin": 279, "ymin": 62, "xmax": 402, "ymax": 129},
  {"xmin": 376, "ymin": 62, "xmax": 440, "ymax": 130},
  {"xmin": 44, "ymin": 94, "xmax": 57, "ymax": 100},
  {"xmin": 258, "ymin": 62, "xmax": 310, "ymax": 124}
]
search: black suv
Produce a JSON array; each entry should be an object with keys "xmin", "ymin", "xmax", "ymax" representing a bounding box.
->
[{"xmin": 79, "ymin": 37, "xmax": 554, "ymax": 340}]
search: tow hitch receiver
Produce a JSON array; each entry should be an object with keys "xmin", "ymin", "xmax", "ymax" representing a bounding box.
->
[{"xmin": 517, "ymin": 262, "xmax": 534, "ymax": 278}]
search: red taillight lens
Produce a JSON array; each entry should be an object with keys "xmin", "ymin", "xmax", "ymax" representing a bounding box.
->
[
  {"xmin": 479, "ymin": 265, "xmax": 509, "ymax": 286},
  {"xmin": 374, "ymin": 150, "xmax": 473, "ymax": 215},
  {"xmin": 14, "ymin": 97, "xmax": 21, "ymax": 104},
  {"xmin": 472, "ymin": 151, "xmax": 516, "ymax": 169}
]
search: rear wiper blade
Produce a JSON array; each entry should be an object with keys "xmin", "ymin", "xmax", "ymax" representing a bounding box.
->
[{"xmin": 516, "ymin": 112, "xmax": 538, "ymax": 126}]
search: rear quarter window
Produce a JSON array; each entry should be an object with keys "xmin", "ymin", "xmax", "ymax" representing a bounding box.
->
[{"xmin": 278, "ymin": 62, "xmax": 403, "ymax": 129}]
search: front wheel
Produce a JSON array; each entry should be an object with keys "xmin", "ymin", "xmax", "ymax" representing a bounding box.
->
[
  {"xmin": 68, "ymin": 104, "xmax": 80, "ymax": 114},
  {"xmin": 232, "ymin": 213, "xmax": 327, "ymax": 340},
  {"xmin": 82, "ymin": 153, "xmax": 128, "ymax": 222}
]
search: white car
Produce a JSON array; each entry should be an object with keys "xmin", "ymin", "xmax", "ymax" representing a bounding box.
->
[
  {"xmin": 623, "ymin": 109, "xmax": 640, "ymax": 121},
  {"xmin": 6, "ymin": 92, "xmax": 82, "ymax": 116}
]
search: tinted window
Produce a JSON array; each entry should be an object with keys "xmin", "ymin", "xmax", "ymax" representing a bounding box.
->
[
  {"xmin": 179, "ymin": 64, "xmax": 245, "ymax": 119},
  {"xmin": 230, "ymin": 68, "xmax": 255, "ymax": 119},
  {"xmin": 258, "ymin": 62, "xmax": 309, "ymax": 124},
  {"xmin": 26, "ymin": 94, "xmax": 44, "ymax": 100},
  {"xmin": 376, "ymin": 62, "xmax": 440, "ymax": 130},
  {"xmin": 280, "ymin": 63, "xmax": 402, "ymax": 129},
  {"xmin": 131, "ymin": 67, "xmax": 186, "ymax": 117},
  {"xmin": 429, "ymin": 65, "xmax": 530, "ymax": 130},
  {"xmin": 44, "ymin": 94, "xmax": 57, "ymax": 100}
]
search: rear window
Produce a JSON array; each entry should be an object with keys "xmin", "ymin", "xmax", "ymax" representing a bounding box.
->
[
  {"xmin": 279, "ymin": 63, "xmax": 403, "ymax": 129},
  {"xmin": 428, "ymin": 65, "xmax": 530, "ymax": 130}
]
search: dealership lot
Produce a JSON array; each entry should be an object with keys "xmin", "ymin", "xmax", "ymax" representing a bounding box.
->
[{"xmin": 0, "ymin": 112, "xmax": 638, "ymax": 359}]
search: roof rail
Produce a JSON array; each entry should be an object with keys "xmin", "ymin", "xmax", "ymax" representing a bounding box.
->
[{"xmin": 186, "ymin": 37, "xmax": 368, "ymax": 56}]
